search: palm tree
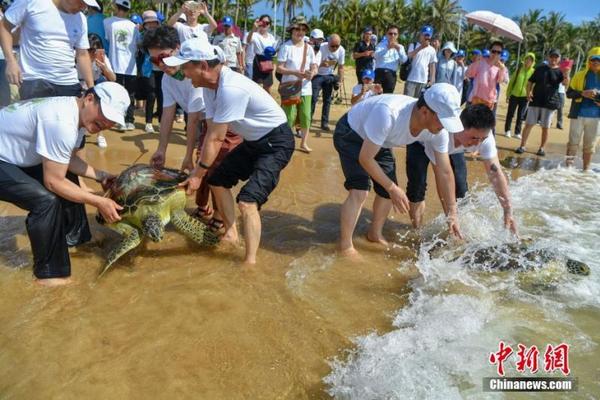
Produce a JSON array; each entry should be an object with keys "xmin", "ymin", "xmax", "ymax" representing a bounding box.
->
[
  {"xmin": 539, "ymin": 11, "xmax": 567, "ymax": 57},
  {"xmin": 403, "ymin": 0, "xmax": 432, "ymax": 40},
  {"xmin": 364, "ymin": 0, "xmax": 393, "ymax": 37},
  {"xmin": 429, "ymin": 0, "xmax": 462, "ymax": 41}
]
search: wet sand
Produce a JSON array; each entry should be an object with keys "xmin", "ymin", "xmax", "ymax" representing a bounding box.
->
[{"xmin": 0, "ymin": 69, "xmax": 598, "ymax": 399}]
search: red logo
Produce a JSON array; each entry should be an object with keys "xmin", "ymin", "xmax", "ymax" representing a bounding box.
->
[{"xmin": 490, "ymin": 342, "xmax": 570, "ymax": 376}]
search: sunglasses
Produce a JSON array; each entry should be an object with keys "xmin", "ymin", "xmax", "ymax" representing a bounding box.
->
[
  {"xmin": 260, "ymin": 20, "xmax": 271, "ymax": 26},
  {"xmin": 490, "ymin": 50, "xmax": 502, "ymax": 55},
  {"xmin": 150, "ymin": 52, "xmax": 171, "ymax": 66},
  {"xmin": 387, "ymin": 32, "xmax": 398, "ymax": 36}
]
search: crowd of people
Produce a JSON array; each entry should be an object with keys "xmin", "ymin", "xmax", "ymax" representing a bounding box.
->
[{"xmin": 0, "ymin": 0, "xmax": 598, "ymax": 286}]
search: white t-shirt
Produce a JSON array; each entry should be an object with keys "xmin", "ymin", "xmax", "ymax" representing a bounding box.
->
[
  {"xmin": 173, "ymin": 21, "xmax": 210, "ymax": 44},
  {"xmin": 213, "ymin": 34, "xmax": 243, "ymax": 68},
  {"xmin": 250, "ymin": 32, "xmax": 277, "ymax": 58},
  {"xmin": 277, "ymin": 41, "xmax": 316, "ymax": 96},
  {"xmin": 243, "ymin": 31, "xmax": 254, "ymax": 64},
  {"xmin": 0, "ymin": 97, "xmax": 83, "ymax": 167},
  {"xmin": 407, "ymin": 43, "xmax": 438, "ymax": 84},
  {"xmin": 347, "ymin": 94, "xmax": 448, "ymax": 150},
  {"xmin": 78, "ymin": 57, "xmax": 114, "ymax": 88},
  {"xmin": 203, "ymin": 67, "xmax": 287, "ymax": 141},
  {"xmin": 161, "ymin": 74, "xmax": 205, "ymax": 113},
  {"xmin": 5, "ymin": 0, "xmax": 89, "ymax": 85},
  {"xmin": 103, "ymin": 16, "xmax": 138, "ymax": 75},
  {"xmin": 318, "ymin": 42, "xmax": 345, "ymax": 76},
  {"xmin": 351, "ymin": 84, "xmax": 378, "ymax": 104},
  {"xmin": 423, "ymin": 130, "xmax": 497, "ymax": 164}
]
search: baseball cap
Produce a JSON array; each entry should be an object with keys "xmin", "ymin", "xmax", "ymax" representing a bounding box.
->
[
  {"xmin": 361, "ymin": 69, "xmax": 375, "ymax": 80},
  {"xmin": 310, "ymin": 28, "xmax": 324, "ymax": 40},
  {"xmin": 500, "ymin": 49, "xmax": 509, "ymax": 62},
  {"xmin": 263, "ymin": 46, "xmax": 276, "ymax": 59},
  {"xmin": 156, "ymin": 11, "xmax": 165, "ymax": 23},
  {"xmin": 82, "ymin": 0, "xmax": 100, "ymax": 9},
  {"xmin": 482, "ymin": 49, "xmax": 490, "ymax": 58},
  {"xmin": 549, "ymin": 48, "xmax": 561, "ymax": 57},
  {"xmin": 163, "ymin": 37, "xmax": 225, "ymax": 66},
  {"xmin": 222, "ymin": 16, "xmax": 233, "ymax": 26},
  {"xmin": 93, "ymin": 82, "xmax": 130, "ymax": 126},
  {"xmin": 363, "ymin": 26, "xmax": 373, "ymax": 34},
  {"xmin": 115, "ymin": 0, "xmax": 131, "ymax": 9},
  {"xmin": 420, "ymin": 25, "xmax": 433, "ymax": 37},
  {"xmin": 142, "ymin": 10, "xmax": 159, "ymax": 24},
  {"xmin": 423, "ymin": 83, "xmax": 464, "ymax": 133},
  {"xmin": 130, "ymin": 14, "xmax": 143, "ymax": 25},
  {"xmin": 455, "ymin": 49, "xmax": 465, "ymax": 58},
  {"xmin": 471, "ymin": 49, "xmax": 481, "ymax": 56}
]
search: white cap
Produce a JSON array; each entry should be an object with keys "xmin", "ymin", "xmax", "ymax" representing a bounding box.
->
[
  {"xmin": 423, "ymin": 83, "xmax": 464, "ymax": 133},
  {"xmin": 93, "ymin": 82, "xmax": 130, "ymax": 126},
  {"xmin": 310, "ymin": 29, "xmax": 324, "ymax": 39},
  {"xmin": 83, "ymin": 0, "xmax": 100, "ymax": 9},
  {"xmin": 115, "ymin": 0, "xmax": 131, "ymax": 9},
  {"xmin": 163, "ymin": 37, "xmax": 225, "ymax": 67}
]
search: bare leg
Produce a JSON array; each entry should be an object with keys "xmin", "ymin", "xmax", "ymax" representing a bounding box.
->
[
  {"xmin": 239, "ymin": 201, "xmax": 261, "ymax": 264},
  {"xmin": 35, "ymin": 277, "xmax": 72, "ymax": 287},
  {"xmin": 583, "ymin": 152, "xmax": 593, "ymax": 171},
  {"xmin": 367, "ymin": 195, "xmax": 392, "ymax": 246},
  {"xmin": 299, "ymin": 127, "xmax": 312, "ymax": 152},
  {"xmin": 210, "ymin": 185, "xmax": 239, "ymax": 243},
  {"xmin": 540, "ymin": 127, "xmax": 549, "ymax": 149},
  {"xmin": 520, "ymin": 124, "xmax": 534, "ymax": 148},
  {"xmin": 339, "ymin": 189, "xmax": 368, "ymax": 255},
  {"xmin": 409, "ymin": 201, "xmax": 426, "ymax": 229}
]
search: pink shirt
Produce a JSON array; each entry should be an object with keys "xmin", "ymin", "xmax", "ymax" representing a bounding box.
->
[{"xmin": 466, "ymin": 60, "xmax": 509, "ymax": 103}]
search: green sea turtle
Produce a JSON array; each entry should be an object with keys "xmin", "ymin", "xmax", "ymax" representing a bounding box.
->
[{"xmin": 97, "ymin": 164, "xmax": 219, "ymax": 276}]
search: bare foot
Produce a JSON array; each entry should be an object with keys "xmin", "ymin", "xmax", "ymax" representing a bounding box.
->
[
  {"xmin": 299, "ymin": 145, "xmax": 312, "ymax": 153},
  {"xmin": 338, "ymin": 246, "xmax": 363, "ymax": 261},
  {"xmin": 35, "ymin": 277, "xmax": 72, "ymax": 287},
  {"xmin": 366, "ymin": 232, "xmax": 389, "ymax": 247}
]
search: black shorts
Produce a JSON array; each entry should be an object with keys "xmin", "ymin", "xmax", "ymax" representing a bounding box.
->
[
  {"xmin": 207, "ymin": 123, "xmax": 294, "ymax": 207},
  {"xmin": 252, "ymin": 56, "xmax": 274, "ymax": 87},
  {"xmin": 333, "ymin": 114, "xmax": 397, "ymax": 198}
]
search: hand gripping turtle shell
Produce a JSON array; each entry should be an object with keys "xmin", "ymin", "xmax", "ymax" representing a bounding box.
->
[{"xmin": 97, "ymin": 164, "xmax": 219, "ymax": 276}]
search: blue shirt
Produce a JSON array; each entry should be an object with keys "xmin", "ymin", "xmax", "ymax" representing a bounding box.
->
[
  {"xmin": 374, "ymin": 42, "xmax": 407, "ymax": 72},
  {"xmin": 87, "ymin": 13, "xmax": 109, "ymax": 53},
  {"xmin": 579, "ymin": 71, "xmax": 600, "ymax": 118}
]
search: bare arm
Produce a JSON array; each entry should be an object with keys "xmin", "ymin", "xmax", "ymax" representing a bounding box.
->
[
  {"xmin": 166, "ymin": 8, "xmax": 184, "ymax": 27},
  {"xmin": 428, "ymin": 62, "xmax": 436, "ymax": 85},
  {"xmin": 76, "ymin": 48, "xmax": 95, "ymax": 88},
  {"xmin": 68, "ymin": 152, "xmax": 111, "ymax": 182},
  {"xmin": 484, "ymin": 157, "xmax": 518, "ymax": 235},
  {"xmin": 431, "ymin": 151, "xmax": 463, "ymax": 239},
  {"xmin": 526, "ymin": 81, "xmax": 534, "ymax": 101},
  {"xmin": 202, "ymin": 7, "xmax": 218, "ymax": 34},
  {"xmin": 181, "ymin": 111, "xmax": 201, "ymax": 171},
  {"xmin": 150, "ymin": 105, "xmax": 177, "ymax": 168},
  {"xmin": 0, "ymin": 18, "xmax": 21, "ymax": 85}
]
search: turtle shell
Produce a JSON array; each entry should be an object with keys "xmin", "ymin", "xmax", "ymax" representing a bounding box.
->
[{"xmin": 106, "ymin": 164, "xmax": 188, "ymax": 215}]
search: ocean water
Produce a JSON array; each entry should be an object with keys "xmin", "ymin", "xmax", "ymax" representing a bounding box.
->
[{"xmin": 325, "ymin": 166, "xmax": 600, "ymax": 399}]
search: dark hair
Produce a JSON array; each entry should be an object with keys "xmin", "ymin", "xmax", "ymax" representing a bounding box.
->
[
  {"xmin": 460, "ymin": 104, "xmax": 495, "ymax": 130},
  {"xmin": 88, "ymin": 34, "xmax": 104, "ymax": 50},
  {"xmin": 84, "ymin": 87, "xmax": 101, "ymax": 103},
  {"xmin": 490, "ymin": 41, "xmax": 504, "ymax": 50},
  {"xmin": 142, "ymin": 26, "xmax": 180, "ymax": 51},
  {"xmin": 386, "ymin": 24, "xmax": 399, "ymax": 33},
  {"xmin": 258, "ymin": 14, "xmax": 271, "ymax": 23},
  {"xmin": 116, "ymin": 4, "xmax": 129, "ymax": 13},
  {"xmin": 416, "ymin": 94, "xmax": 434, "ymax": 112}
]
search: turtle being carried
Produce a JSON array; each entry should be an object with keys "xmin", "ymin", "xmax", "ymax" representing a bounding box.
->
[{"xmin": 97, "ymin": 164, "xmax": 219, "ymax": 276}]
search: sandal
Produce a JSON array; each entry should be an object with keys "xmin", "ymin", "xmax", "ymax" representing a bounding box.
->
[
  {"xmin": 191, "ymin": 205, "xmax": 213, "ymax": 224},
  {"xmin": 207, "ymin": 218, "xmax": 226, "ymax": 235}
]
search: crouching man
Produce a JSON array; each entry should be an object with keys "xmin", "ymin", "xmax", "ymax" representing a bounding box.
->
[{"xmin": 0, "ymin": 82, "xmax": 129, "ymax": 286}]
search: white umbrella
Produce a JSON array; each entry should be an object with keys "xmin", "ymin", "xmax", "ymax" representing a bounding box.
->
[{"xmin": 465, "ymin": 10, "xmax": 523, "ymax": 42}]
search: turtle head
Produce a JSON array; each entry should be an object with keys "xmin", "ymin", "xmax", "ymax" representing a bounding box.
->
[
  {"xmin": 566, "ymin": 259, "xmax": 591, "ymax": 276},
  {"xmin": 142, "ymin": 214, "xmax": 164, "ymax": 242}
]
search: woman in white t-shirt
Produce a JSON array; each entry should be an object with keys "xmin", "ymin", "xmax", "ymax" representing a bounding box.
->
[
  {"xmin": 246, "ymin": 14, "xmax": 277, "ymax": 93},
  {"xmin": 276, "ymin": 18, "xmax": 317, "ymax": 152},
  {"xmin": 167, "ymin": 1, "xmax": 217, "ymax": 43}
]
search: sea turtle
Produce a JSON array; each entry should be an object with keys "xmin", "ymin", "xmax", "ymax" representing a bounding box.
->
[{"xmin": 97, "ymin": 164, "xmax": 219, "ymax": 276}]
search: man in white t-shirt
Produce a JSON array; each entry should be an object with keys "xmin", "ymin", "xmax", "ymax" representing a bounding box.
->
[
  {"xmin": 0, "ymin": 82, "xmax": 129, "ymax": 286},
  {"xmin": 411, "ymin": 104, "xmax": 518, "ymax": 234},
  {"xmin": 333, "ymin": 83, "xmax": 464, "ymax": 256},
  {"xmin": 311, "ymin": 34, "xmax": 345, "ymax": 131},
  {"xmin": 212, "ymin": 16, "xmax": 244, "ymax": 73},
  {"xmin": 404, "ymin": 25, "xmax": 438, "ymax": 98},
  {"xmin": 164, "ymin": 37, "xmax": 295, "ymax": 265},
  {"xmin": 103, "ymin": 0, "xmax": 138, "ymax": 130},
  {"xmin": 167, "ymin": 0, "xmax": 217, "ymax": 44},
  {"xmin": 0, "ymin": 0, "xmax": 96, "ymax": 99}
]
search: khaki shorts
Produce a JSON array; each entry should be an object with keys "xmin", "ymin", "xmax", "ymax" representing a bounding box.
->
[
  {"xmin": 567, "ymin": 117, "xmax": 600, "ymax": 155},
  {"xmin": 525, "ymin": 106, "xmax": 555, "ymax": 128}
]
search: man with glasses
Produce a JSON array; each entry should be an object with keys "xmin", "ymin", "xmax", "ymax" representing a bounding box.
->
[
  {"xmin": 352, "ymin": 26, "xmax": 376, "ymax": 84},
  {"xmin": 311, "ymin": 33, "xmax": 345, "ymax": 131},
  {"xmin": 373, "ymin": 25, "xmax": 407, "ymax": 94},
  {"xmin": 0, "ymin": 82, "xmax": 129, "ymax": 286},
  {"xmin": 142, "ymin": 26, "xmax": 206, "ymax": 174},
  {"xmin": 409, "ymin": 104, "xmax": 518, "ymax": 234},
  {"xmin": 516, "ymin": 49, "xmax": 567, "ymax": 156},
  {"xmin": 404, "ymin": 25, "xmax": 437, "ymax": 98},
  {"xmin": 465, "ymin": 41, "xmax": 508, "ymax": 110}
]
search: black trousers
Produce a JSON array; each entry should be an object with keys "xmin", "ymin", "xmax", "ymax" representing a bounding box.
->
[
  {"xmin": 115, "ymin": 73, "xmax": 136, "ymax": 123},
  {"xmin": 137, "ymin": 74, "xmax": 156, "ymax": 123},
  {"xmin": 505, "ymin": 95, "xmax": 528, "ymax": 135},
  {"xmin": 374, "ymin": 68, "xmax": 397, "ymax": 94},
  {"xmin": 311, "ymin": 74, "xmax": 335, "ymax": 127},
  {"xmin": 19, "ymin": 79, "xmax": 82, "ymax": 101},
  {"xmin": 0, "ymin": 161, "xmax": 91, "ymax": 278}
]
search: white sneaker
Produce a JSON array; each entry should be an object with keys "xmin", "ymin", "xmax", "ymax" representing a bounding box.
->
[
  {"xmin": 505, "ymin": 130, "xmax": 512, "ymax": 138},
  {"xmin": 514, "ymin": 133, "xmax": 522, "ymax": 140},
  {"xmin": 125, "ymin": 122, "xmax": 135, "ymax": 131},
  {"xmin": 145, "ymin": 123, "xmax": 155, "ymax": 133},
  {"xmin": 97, "ymin": 135, "xmax": 107, "ymax": 148},
  {"xmin": 116, "ymin": 124, "xmax": 126, "ymax": 132}
]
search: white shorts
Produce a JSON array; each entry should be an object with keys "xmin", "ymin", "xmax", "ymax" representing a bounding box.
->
[{"xmin": 526, "ymin": 106, "xmax": 556, "ymax": 128}]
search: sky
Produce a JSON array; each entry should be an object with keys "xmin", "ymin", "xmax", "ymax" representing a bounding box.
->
[{"xmin": 253, "ymin": 0, "xmax": 598, "ymax": 26}]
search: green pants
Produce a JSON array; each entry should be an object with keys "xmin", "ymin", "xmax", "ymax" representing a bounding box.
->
[{"xmin": 283, "ymin": 95, "xmax": 312, "ymax": 129}]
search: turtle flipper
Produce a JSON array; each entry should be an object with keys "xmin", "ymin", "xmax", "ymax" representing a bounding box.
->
[
  {"xmin": 171, "ymin": 210, "xmax": 219, "ymax": 246},
  {"xmin": 99, "ymin": 222, "xmax": 142, "ymax": 278}
]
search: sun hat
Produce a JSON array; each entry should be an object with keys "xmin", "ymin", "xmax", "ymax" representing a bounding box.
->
[
  {"xmin": 361, "ymin": 69, "xmax": 375, "ymax": 80},
  {"xmin": 93, "ymin": 82, "xmax": 130, "ymax": 126},
  {"xmin": 287, "ymin": 16, "xmax": 309, "ymax": 32},
  {"xmin": 441, "ymin": 41, "xmax": 457, "ymax": 54},
  {"xmin": 423, "ymin": 83, "xmax": 464, "ymax": 133},
  {"xmin": 310, "ymin": 29, "xmax": 324, "ymax": 40},
  {"xmin": 163, "ymin": 37, "xmax": 226, "ymax": 66},
  {"xmin": 115, "ymin": 0, "xmax": 131, "ymax": 9},
  {"xmin": 142, "ymin": 10, "xmax": 159, "ymax": 24}
]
